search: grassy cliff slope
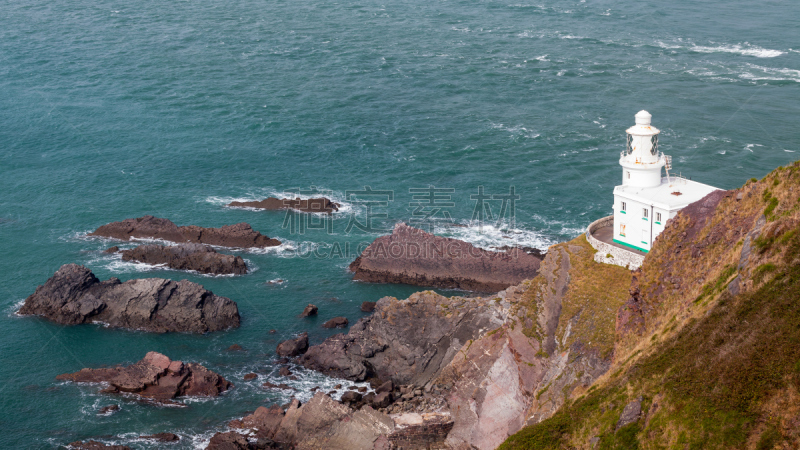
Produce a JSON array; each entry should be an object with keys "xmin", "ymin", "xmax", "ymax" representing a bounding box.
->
[{"xmin": 501, "ymin": 161, "xmax": 800, "ymax": 450}]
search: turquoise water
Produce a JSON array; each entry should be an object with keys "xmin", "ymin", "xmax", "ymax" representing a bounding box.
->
[{"xmin": 1, "ymin": 0, "xmax": 799, "ymax": 447}]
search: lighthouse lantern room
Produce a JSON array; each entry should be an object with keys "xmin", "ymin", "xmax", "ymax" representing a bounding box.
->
[{"xmin": 612, "ymin": 111, "xmax": 719, "ymax": 253}]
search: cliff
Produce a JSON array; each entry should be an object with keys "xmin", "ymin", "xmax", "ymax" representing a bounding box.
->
[
  {"xmin": 298, "ymin": 234, "xmax": 631, "ymax": 449},
  {"xmin": 501, "ymin": 161, "xmax": 800, "ymax": 449}
]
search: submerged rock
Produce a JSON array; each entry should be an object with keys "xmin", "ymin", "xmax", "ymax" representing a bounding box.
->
[
  {"xmin": 98, "ymin": 404, "xmax": 120, "ymax": 415},
  {"xmin": 18, "ymin": 264, "xmax": 240, "ymax": 333},
  {"xmin": 68, "ymin": 441, "xmax": 131, "ymax": 450},
  {"xmin": 321, "ymin": 317, "xmax": 348, "ymax": 329},
  {"xmin": 349, "ymin": 223, "xmax": 543, "ymax": 292},
  {"xmin": 227, "ymin": 197, "xmax": 340, "ymax": 214},
  {"xmin": 359, "ymin": 301, "xmax": 376, "ymax": 312},
  {"xmin": 119, "ymin": 243, "xmax": 247, "ymax": 275},
  {"xmin": 139, "ymin": 433, "xmax": 180, "ymax": 442},
  {"xmin": 57, "ymin": 352, "xmax": 232, "ymax": 404},
  {"xmin": 89, "ymin": 215, "xmax": 280, "ymax": 248}
]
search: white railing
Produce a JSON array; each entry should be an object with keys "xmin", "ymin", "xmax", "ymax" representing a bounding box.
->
[{"xmin": 585, "ymin": 216, "xmax": 645, "ymax": 270}]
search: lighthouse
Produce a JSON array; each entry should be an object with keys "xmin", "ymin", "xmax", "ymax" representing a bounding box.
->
[{"xmin": 610, "ymin": 111, "xmax": 719, "ymax": 253}]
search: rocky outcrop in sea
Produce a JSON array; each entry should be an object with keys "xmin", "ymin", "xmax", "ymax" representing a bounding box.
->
[
  {"xmin": 227, "ymin": 196, "xmax": 340, "ymax": 214},
  {"xmin": 89, "ymin": 215, "xmax": 281, "ymax": 248},
  {"xmin": 116, "ymin": 243, "xmax": 248, "ymax": 275},
  {"xmin": 18, "ymin": 264, "xmax": 240, "ymax": 333},
  {"xmin": 57, "ymin": 351, "xmax": 232, "ymax": 404},
  {"xmin": 349, "ymin": 222, "xmax": 543, "ymax": 292}
]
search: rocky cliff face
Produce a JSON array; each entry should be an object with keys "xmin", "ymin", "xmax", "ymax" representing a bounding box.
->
[
  {"xmin": 300, "ymin": 290, "xmax": 506, "ymax": 386},
  {"xmin": 349, "ymin": 223, "xmax": 543, "ymax": 292},
  {"xmin": 18, "ymin": 264, "xmax": 240, "ymax": 333},
  {"xmin": 299, "ymin": 235, "xmax": 630, "ymax": 450},
  {"xmin": 502, "ymin": 161, "xmax": 800, "ymax": 449},
  {"xmin": 89, "ymin": 215, "xmax": 281, "ymax": 248}
]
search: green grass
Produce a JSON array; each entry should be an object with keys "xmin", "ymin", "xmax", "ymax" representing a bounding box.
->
[{"xmin": 500, "ymin": 228, "xmax": 800, "ymax": 449}]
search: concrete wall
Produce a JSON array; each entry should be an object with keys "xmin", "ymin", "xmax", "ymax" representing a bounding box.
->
[{"xmin": 586, "ymin": 215, "xmax": 645, "ymax": 270}]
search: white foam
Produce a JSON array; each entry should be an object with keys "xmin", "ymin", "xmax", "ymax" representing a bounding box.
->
[
  {"xmin": 237, "ymin": 363, "xmax": 374, "ymax": 405},
  {"xmin": 438, "ymin": 220, "xmax": 554, "ymax": 251},
  {"xmin": 8, "ymin": 299, "xmax": 25, "ymax": 317},
  {"xmin": 745, "ymin": 143, "xmax": 763, "ymax": 152},
  {"xmin": 655, "ymin": 40, "xmax": 785, "ymax": 58},
  {"xmin": 739, "ymin": 64, "xmax": 800, "ymax": 83},
  {"xmin": 490, "ymin": 123, "xmax": 540, "ymax": 139},
  {"xmin": 690, "ymin": 44, "xmax": 785, "ymax": 58}
]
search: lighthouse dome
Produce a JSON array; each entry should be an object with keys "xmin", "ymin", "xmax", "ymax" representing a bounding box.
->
[
  {"xmin": 620, "ymin": 110, "xmax": 666, "ymax": 188},
  {"xmin": 635, "ymin": 110, "xmax": 652, "ymax": 125}
]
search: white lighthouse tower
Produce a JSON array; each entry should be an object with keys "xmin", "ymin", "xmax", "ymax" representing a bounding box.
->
[{"xmin": 611, "ymin": 111, "xmax": 719, "ymax": 253}]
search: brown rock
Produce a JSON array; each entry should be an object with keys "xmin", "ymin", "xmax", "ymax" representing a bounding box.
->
[
  {"xmin": 371, "ymin": 391, "xmax": 392, "ymax": 408},
  {"xmin": 120, "ymin": 244, "xmax": 247, "ymax": 275},
  {"xmin": 360, "ymin": 301, "xmax": 376, "ymax": 312},
  {"xmin": 300, "ymin": 304, "xmax": 318, "ymax": 317},
  {"xmin": 227, "ymin": 197, "xmax": 340, "ymax": 214},
  {"xmin": 56, "ymin": 351, "xmax": 232, "ymax": 403},
  {"xmin": 278, "ymin": 366, "xmax": 292, "ymax": 377},
  {"xmin": 322, "ymin": 317, "xmax": 348, "ymax": 329},
  {"xmin": 18, "ymin": 264, "xmax": 240, "ymax": 333},
  {"xmin": 299, "ymin": 291, "xmax": 499, "ymax": 385},
  {"xmin": 89, "ymin": 215, "xmax": 280, "ymax": 248},
  {"xmin": 104, "ymin": 246, "xmax": 119, "ymax": 254},
  {"xmin": 243, "ymin": 373, "xmax": 258, "ymax": 381},
  {"xmin": 229, "ymin": 405, "xmax": 285, "ymax": 440},
  {"xmin": 276, "ymin": 332, "xmax": 308, "ymax": 357},
  {"xmin": 139, "ymin": 432, "xmax": 180, "ymax": 442},
  {"xmin": 349, "ymin": 222, "xmax": 542, "ymax": 292},
  {"xmin": 227, "ymin": 344, "xmax": 244, "ymax": 351},
  {"xmin": 206, "ymin": 431, "xmax": 251, "ymax": 450},
  {"xmin": 262, "ymin": 381, "xmax": 292, "ymax": 390},
  {"xmin": 340, "ymin": 391, "xmax": 362, "ymax": 404},
  {"xmin": 376, "ymin": 380, "xmax": 393, "ymax": 394}
]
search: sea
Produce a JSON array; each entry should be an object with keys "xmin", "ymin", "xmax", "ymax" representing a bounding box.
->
[{"xmin": 1, "ymin": 0, "xmax": 798, "ymax": 447}]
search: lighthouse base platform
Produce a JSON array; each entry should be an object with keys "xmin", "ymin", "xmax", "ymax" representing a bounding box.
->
[{"xmin": 586, "ymin": 216, "xmax": 645, "ymax": 270}]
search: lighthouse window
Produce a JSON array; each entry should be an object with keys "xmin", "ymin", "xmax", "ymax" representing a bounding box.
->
[
  {"xmin": 621, "ymin": 201, "xmax": 626, "ymax": 212},
  {"xmin": 627, "ymin": 171, "xmax": 631, "ymax": 179},
  {"xmin": 619, "ymin": 224, "xmax": 626, "ymax": 237},
  {"xmin": 626, "ymin": 134, "xmax": 633, "ymax": 154},
  {"xmin": 656, "ymin": 212, "xmax": 662, "ymax": 223},
  {"xmin": 643, "ymin": 209, "xmax": 648, "ymax": 219},
  {"xmin": 650, "ymin": 135, "xmax": 659, "ymax": 155}
]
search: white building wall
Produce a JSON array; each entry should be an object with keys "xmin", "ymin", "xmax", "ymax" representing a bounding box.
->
[{"xmin": 613, "ymin": 194, "xmax": 652, "ymax": 252}]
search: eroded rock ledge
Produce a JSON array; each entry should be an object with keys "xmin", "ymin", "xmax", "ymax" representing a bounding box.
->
[
  {"xmin": 57, "ymin": 351, "xmax": 232, "ymax": 404},
  {"xmin": 18, "ymin": 264, "xmax": 240, "ymax": 333},
  {"xmin": 116, "ymin": 243, "xmax": 248, "ymax": 275},
  {"xmin": 213, "ymin": 392, "xmax": 452, "ymax": 450},
  {"xmin": 89, "ymin": 215, "xmax": 280, "ymax": 248},
  {"xmin": 227, "ymin": 197, "xmax": 340, "ymax": 214},
  {"xmin": 349, "ymin": 223, "xmax": 543, "ymax": 292},
  {"xmin": 299, "ymin": 291, "xmax": 506, "ymax": 386}
]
